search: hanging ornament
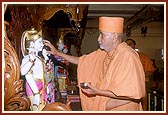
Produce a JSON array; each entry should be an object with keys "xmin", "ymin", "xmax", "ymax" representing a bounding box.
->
[{"xmin": 141, "ymin": 25, "xmax": 148, "ymax": 37}]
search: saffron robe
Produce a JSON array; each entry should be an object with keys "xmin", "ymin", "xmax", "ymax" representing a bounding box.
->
[
  {"xmin": 138, "ymin": 52, "xmax": 155, "ymax": 73},
  {"xmin": 77, "ymin": 42, "xmax": 145, "ymax": 111}
]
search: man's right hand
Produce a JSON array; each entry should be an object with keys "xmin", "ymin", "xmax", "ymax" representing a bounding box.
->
[{"xmin": 43, "ymin": 40, "xmax": 58, "ymax": 56}]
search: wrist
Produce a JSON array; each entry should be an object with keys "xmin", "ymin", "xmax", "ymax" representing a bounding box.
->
[{"xmin": 56, "ymin": 51, "xmax": 61, "ymax": 56}]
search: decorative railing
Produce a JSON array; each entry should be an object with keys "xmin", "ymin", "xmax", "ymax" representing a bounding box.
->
[{"xmin": 147, "ymin": 88, "xmax": 164, "ymax": 111}]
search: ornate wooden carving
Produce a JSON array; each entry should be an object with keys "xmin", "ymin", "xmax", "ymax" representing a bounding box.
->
[
  {"xmin": 42, "ymin": 4, "xmax": 86, "ymax": 21},
  {"xmin": 6, "ymin": 5, "xmax": 33, "ymax": 62},
  {"xmin": 4, "ymin": 21, "xmax": 31, "ymax": 111},
  {"xmin": 42, "ymin": 101, "xmax": 72, "ymax": 111},
  {"xmin": 25, "ymin": 4, "xmax": 88, "ymax": 31}
]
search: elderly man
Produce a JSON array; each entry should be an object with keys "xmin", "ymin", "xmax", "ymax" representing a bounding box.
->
[{"xmin": 44, "ymin": 17, "xmax": 145, "ymax": 111}]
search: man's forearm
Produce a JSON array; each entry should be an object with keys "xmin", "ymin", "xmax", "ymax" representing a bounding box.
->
[
  {"xmin": 106, "ymin": 98, "xmax": 130, "ymax": 110},
  {"xmin": 97, "ymin": 90, "xmax": 131, "ymax": 110},
  {"xmin": 57, "ymin": 51, "xmax": 79, "ymax": 65}
]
